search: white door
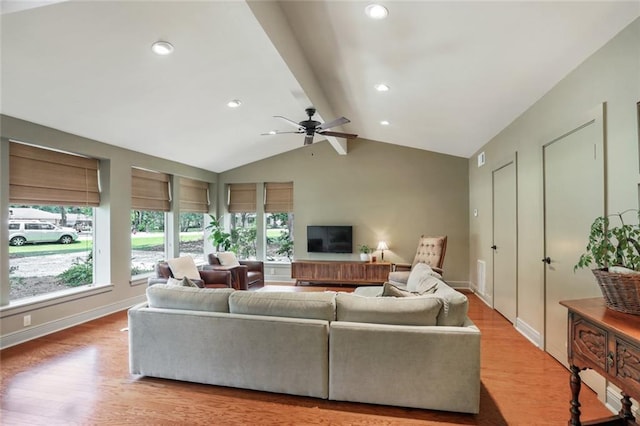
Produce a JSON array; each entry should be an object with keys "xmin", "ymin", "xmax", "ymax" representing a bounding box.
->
[
  {"xmin": 543, "ymin": 105, "xmax": 606, "ymax": 398},
  {"xmin": 493, "ymin": 160, "xmax": 517, "ymax": 324}
]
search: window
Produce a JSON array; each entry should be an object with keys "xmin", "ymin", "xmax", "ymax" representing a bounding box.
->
[
  {"xmin": 8, "ymin": 141, "xmax": 99, "ymax": 301},
  {"xmin": 228, "ymin": 183, "xmax": 257, "ymax": 260},
  {"xmin": 131, "ymin": 168, "xmax": 170, "ymax": 276},
  {"xmin": 9, "ymin": 206, "xmax": 94, "ymax": 301},
  {"xmin": 178, "ymin": 177, "xmax": 210, "ymax": 265},
  {"xmin": 264, "ymin": 183, "xmax": 294, "ymax": 262}
]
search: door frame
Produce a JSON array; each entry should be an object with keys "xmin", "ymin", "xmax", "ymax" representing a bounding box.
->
[
  {"xmin": 541, "ymin": 103, "xmax": 607, "ymax": 353},
  {"xmin": 491, "ymin": 154, "xmax": 518, "ymax": 322}
]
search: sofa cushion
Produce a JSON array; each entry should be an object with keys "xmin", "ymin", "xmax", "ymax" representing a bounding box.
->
[
  {"xmin": 336, "ymin": 293, "xmax": 442, "ymax": 326},
  {"xmin": 229, "ymin": 291, "xmax": 336, "ymax": 321},
  {"xmin": 423, "ymin": 284, "xmax": 469, "ymax": 326},
  {"xmin": 167, "ymin": 276, "xmax": 198, "ymax": 287},
  {"xmin": 382, "ymin": 280, "xmax": 438, "ymax": 297},
  {"xmin": 146, "ymin": 284, "xmax": 234, "ymax": 312},
  {"xmin": 216, "ymin": 251, "xmax": 241, "ymax": 267},
  {"xmin": 406, "ymin": 263, "xmax": 442, "ymax": 293},
  {"xmin": 166, "ymin": 256, "xmax": 201, "ymax": 280},
  {"xmin": 380, "ymin": 281, "xmax": 414, "ymax": 297}
]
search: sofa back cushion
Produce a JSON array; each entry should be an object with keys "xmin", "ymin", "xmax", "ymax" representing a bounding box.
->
[
  {"xmin": 426, "ymin": 284, "xmax": 469, "ymax": 326},
  {"xmin": 336, "ymin": 293, "xmax": 442, "ymax": 326},
  {"xmin": 147, "ymin": 284, "xmax": 234, "ymax": 312},
  {"xmin": 229, "ymin": 291, "xmax": 336, "ymax": 321}
]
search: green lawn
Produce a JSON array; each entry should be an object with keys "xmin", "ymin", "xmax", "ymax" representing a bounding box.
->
[{"xmin": 9, "ymin": 232, "xmax": 203, "ymax": 257}]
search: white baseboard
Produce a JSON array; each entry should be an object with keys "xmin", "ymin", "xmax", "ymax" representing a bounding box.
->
[
  {"xmin": 446, "ymin": 280, "xmax": 471, "ymax": 290},
  {"xmin": 0, "ymin": 294, "xmax": 146, "ymax": 350},
  {"xmin": 515, "ymin": 317, "xmax": 543, "ymax": 348},
  {"xmin": 606, "ymin": 385, "xmax": 639, "ymax": 416}
]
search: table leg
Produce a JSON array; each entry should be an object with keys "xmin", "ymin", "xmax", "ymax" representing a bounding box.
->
[
  {"xmin": 619, "ymin": 392, "xmax": 635, "ymax": 422},
  {"xmin": 570, "ymin": 364, "xmax": 582, "ymax": 426}
]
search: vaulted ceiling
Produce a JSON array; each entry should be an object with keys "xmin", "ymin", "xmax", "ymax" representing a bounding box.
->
[{"xmin": 2, "ymin": 1, "xmax": 638, "ymax": 172}]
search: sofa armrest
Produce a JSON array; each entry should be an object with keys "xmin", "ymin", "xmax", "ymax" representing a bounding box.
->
[
  {"xmin": 203, "ymin": 264, "xmax": 249, "ymax": 290},
  {"xmin": 199, "ymin": 269, "xmax": 232, "ymax": 287},
  {"xmin": 148, "ymin": 277, "xmax": 168, "ymax": 286},
  {"xmin": 393, "ymin": 262, "xmax": 412, "ymax": 272},
  {"xmin": 240, "ymin": 260, "xmax": 264, "ymax": 274}
]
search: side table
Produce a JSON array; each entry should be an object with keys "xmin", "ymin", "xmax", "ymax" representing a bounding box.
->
[{"xmin": 560, "ymin": 298, "xmax": 640, "ymax": 426}]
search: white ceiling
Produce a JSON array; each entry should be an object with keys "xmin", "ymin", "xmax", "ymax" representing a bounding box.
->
[{"xmin": 2, "ymin": 1, "xmax": 638, "ymax": 172}]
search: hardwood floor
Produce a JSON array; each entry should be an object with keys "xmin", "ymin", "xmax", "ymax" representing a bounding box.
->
[{"xmin": 1, "ymin": 286, "xmax": 614, "ymax": 425}]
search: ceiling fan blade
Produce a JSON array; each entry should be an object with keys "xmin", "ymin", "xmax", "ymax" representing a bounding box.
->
[
  {"xmin": 317, "ymin": 116, "xmax": 350, "ymax": 131},
  {"xmin": 318, "ymin": 130, "xmax": 358, "ymax": 139},
  {"xmin": 261, "ymin": 130, "xmax": 304, "ymax": 135},
  {"xmin": 274, "ymin": 115, "xmax": 303, "ymax": 129},
  {"xmin": 304, "ymin": 134, "xmax": 314, "ymax": 145}
]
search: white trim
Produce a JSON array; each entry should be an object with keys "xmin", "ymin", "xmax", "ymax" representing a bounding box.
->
[
  {"xmin": 515, "ymin": 317, "xmax": 543, "ymax": 348},
  {"xmin": 0, "ymin": 294, "xmax": 145, "ymax": 349},
  {"xmin": 0, "ymin": 284, "xmax": 114, "ymax": 317},
  {"xmin": 606, "ymin": 385, "xmax": 638, "ymax": 417}
]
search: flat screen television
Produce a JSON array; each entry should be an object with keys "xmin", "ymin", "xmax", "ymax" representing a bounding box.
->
[{"xmin": 307, "ymin": 225, "xmax": 353, "ymax": 253}]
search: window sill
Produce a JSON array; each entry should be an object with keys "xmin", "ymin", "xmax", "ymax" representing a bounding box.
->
[{"xmin": 0, "ymin": 283, "xmax": 114, "ymax": 317}]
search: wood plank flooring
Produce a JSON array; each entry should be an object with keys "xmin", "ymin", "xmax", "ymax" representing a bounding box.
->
[{"xmin": 1, "ymin": 286, "xmax": 614, "ymax": 425}]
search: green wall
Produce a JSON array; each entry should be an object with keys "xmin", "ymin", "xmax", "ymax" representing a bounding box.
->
[
  {"xmin": 220, "ymin": 138, "xmax": 470, "ymax": 284},
  {"xmin": 468, "ymin": 18, "xmax": 640, "ymax": 338}
]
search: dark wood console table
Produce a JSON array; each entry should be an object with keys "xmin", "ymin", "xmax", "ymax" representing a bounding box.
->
[
  {"xmin": 560, "ymin": 298, "xmax": 640, "ymax": 426},
  {"xmin": 291, "ymin": 260, "xmax": 391, "ymax": 286}
]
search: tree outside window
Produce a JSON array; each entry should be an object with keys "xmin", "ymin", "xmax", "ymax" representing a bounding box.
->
[
  {"xmin": 266, "ymin": 212, "xmax": 294, "ymax": 261},
  {"xmin": 130, "ymin": 210, "xmax": 165, "ymax": 276},
  {"xmin": 230, "ymin": 212, "xmax": 257, "ymax": 259},
  {"xmin": 179, "ymin": 212, "xmax": 205, "ymax": 264}
]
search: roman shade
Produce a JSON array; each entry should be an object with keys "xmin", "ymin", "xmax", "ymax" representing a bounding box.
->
[
  {"xmin": 264, "ymin": 182, "xmax": 293, "ymax": 213},
  {"xmin": 228, "ymin": 183, "xmax": 256, "ymax": 213},
  {"xmin": 131, "ymin": 167, "xmax": 170, "ymax": 211},
  {"xmin": 9, "ymin": 141, "xmax": 100, "ymax": 206},
  {"xmin": 179, "ymin": 177, "xmax": 209, "ymax": 213}
]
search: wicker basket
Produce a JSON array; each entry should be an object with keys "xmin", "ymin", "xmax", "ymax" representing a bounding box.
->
[{"xmin": 592, "ymin": 268, "xmax": 640, "ymax": 315}]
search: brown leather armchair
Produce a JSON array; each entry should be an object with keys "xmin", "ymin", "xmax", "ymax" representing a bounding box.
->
[
  {"xmin": 207, "ymin": 253, "xmax": 264, "ymax": 290},
  {"xmin": 148, "ymin": 261, "xmax": 233, "ymax": 288}
]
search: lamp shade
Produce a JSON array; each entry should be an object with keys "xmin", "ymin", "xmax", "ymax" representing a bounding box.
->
[{"xmin": 376, "ymin": 241, "xmax": 389, "ymax": 251}]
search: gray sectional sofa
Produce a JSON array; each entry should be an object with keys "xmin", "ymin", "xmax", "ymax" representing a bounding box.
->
[{"xmin": 128, "ymin": 279, "xmax": 481, "ymax": 414}]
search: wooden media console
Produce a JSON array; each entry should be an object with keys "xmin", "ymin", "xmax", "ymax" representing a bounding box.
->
[{"xmin": 291, "ymin": 260, "xmax": 392, "ymax": 286}]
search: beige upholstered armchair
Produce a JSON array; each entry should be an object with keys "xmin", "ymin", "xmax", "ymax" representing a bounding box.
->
[{"xmin": 388, "ymin": 235, "xmax": 447, "ymax": 286}]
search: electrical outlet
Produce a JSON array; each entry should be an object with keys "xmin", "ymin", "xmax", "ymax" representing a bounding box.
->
[
  {"xmin": 270, "ymin": 268, "xmax": 276, "ymax": 275},
  {"xmin": 23, "ymin": 315, "xmax": 31, "ymax": 327}
]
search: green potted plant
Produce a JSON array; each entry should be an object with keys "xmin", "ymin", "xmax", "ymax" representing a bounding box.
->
[
  {"xmin": 205, "ymin": 214, "xmax": 232, "ymax": 252},
  {"xmin": 359, "ymin": 244, "xmax": 371, "ymax": 262},
  {"xmin": 575, "ymin": 209, "xmax": 640, "ymax": 314}
]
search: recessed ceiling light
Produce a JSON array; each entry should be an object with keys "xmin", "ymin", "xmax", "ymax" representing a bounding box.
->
[
  {"xmin": 365, "ymin": 4, "xmax": 388, "ymax": 20},
  {"xmin": 380, "ymin": 120, "xmax": 390, "ymax": 126},
  {"xmin": 227, "ymin": 99, "xmax": 242, "ymax": 108},
  {"xmin": 151, "ymin": 41, "xmax": 174, "ymax": 56},
  {"xmin": 374, "ymin": 83, "xmax": 390, "ymax": 92},
  {"xmin": 268, "ymin": 130, "xmax": 277, "ymax": 135}
]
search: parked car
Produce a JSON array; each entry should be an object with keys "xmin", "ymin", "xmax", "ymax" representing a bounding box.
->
[{"xmin": 8, "ymin": 220, "xmax": 79, "ymax": 246}]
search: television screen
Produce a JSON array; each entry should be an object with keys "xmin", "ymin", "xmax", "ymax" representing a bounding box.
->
[{"xmin": 307, "ymin": 225, "xmax": 353, "ymax": 253}]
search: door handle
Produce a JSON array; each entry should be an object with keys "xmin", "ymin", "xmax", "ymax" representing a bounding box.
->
[
  {"xmin": 491, "ymin": 245, "xmax": 497, "ymax": 250},
  {"xmin": 542, "ymin": 257, "xmax": 551, "ymax": 264}
]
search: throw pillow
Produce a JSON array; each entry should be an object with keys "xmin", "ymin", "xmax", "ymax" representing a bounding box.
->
[
  {"xmin": 380, "ymin": 281, "xmax": 438, "ymax": 297},
  {"xmin": 380, "ymin": 281, "xmax": 414, "ymax": 297},
  {"xmin": 181, "ymin": 276, "xmax": 198, "ymax": 287},
  {"xmin": 406, "ymin": 263, "xmax": 441, "ymax": 294},
  {"xmin": 166, "ymin": 256, "xmax": 200, "ymax": 280},
  {"xmin": 166, "ymin": 277, "xmax": 182, "ymax": 286},
  {"xmin": 217, "ymin": 251, "xmax": 240, "ymax": 267}
]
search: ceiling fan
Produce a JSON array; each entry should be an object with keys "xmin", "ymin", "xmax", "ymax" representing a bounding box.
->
[{"xmin": 263, "ymin": 107, "xmax": 358, "ymax": 146}]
